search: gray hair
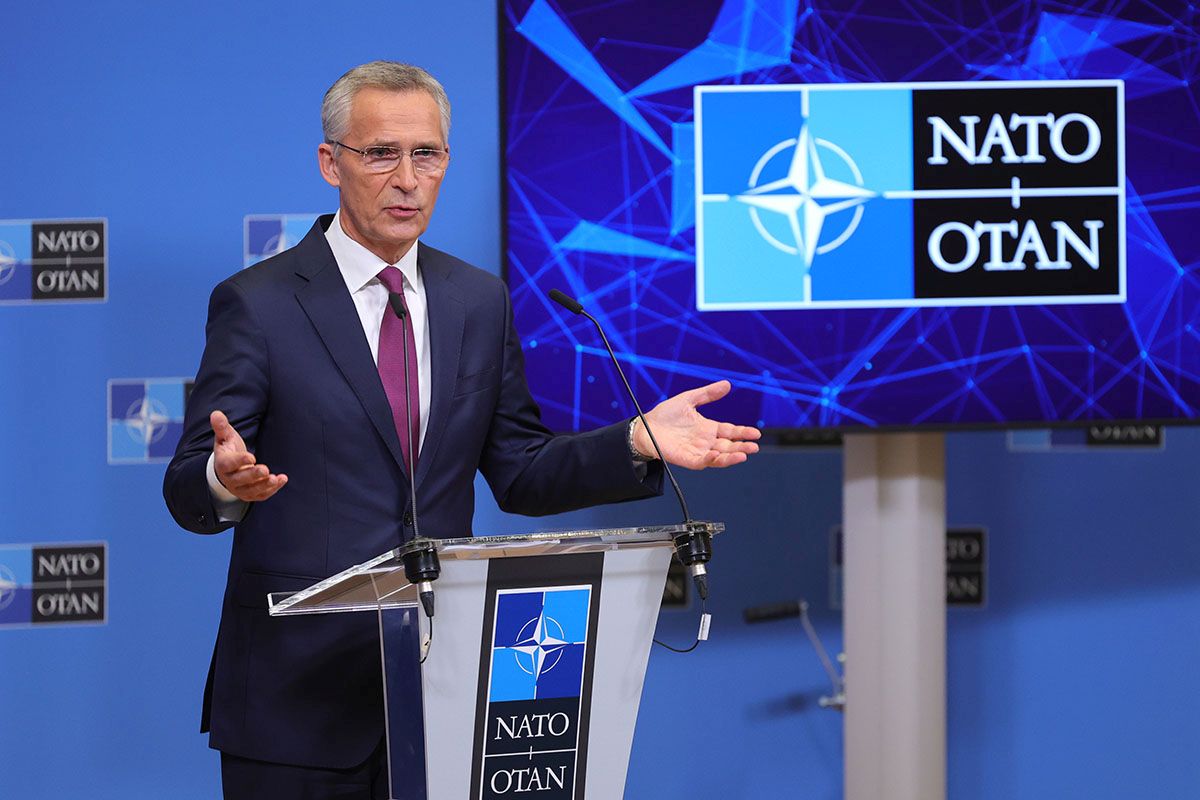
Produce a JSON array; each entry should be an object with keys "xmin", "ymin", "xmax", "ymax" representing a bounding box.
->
[{"xmin": 321, "ymin": 61, "xmax": 451, "ymax": 144}]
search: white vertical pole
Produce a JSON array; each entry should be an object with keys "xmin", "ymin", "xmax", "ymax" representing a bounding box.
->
[{"xmin": 843, "ymin": 432, "xmax": 946, "ymax": 800}]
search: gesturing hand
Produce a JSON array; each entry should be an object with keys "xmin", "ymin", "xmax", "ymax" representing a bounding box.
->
[
  {"xmin": 633, "ymin": 380, "xmax": 761, "ymax": 469},
  {"xmin": 211, "ymin": 410, "xmax": 288, "ymax": 502}
]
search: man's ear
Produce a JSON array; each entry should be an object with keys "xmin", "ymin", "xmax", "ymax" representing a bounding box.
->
[{"xmin": 317, "ymin": 143, "xmax": 340, "ymax": 188}]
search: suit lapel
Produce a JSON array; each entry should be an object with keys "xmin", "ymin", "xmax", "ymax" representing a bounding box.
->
[
  {"xmin": 292, "ymin": 218, "xmax": 407, "ymax": 475},
  {"xmin": 416, "ymin": 247, "xmax": 465, "ymax": 492}
]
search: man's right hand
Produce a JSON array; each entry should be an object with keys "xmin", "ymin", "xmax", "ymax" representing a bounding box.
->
[{"xmin": 211, "ymin": 410, "xmax": 288, "ymax": 502}]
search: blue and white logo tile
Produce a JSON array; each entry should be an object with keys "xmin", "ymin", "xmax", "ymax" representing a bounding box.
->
[
  {"xmin": 107, "ymin": 378, "xmax": 192, "ymax": 464},
  {"xmin": 244, "ymin": 214, "xmax": 320, "ymax": 267},
  {"xmin": 0, "ymin": 223, "xmax": 30, "ymax": 302},
  {"xmin": 489, "ymin": 587, "xmax": 590, "ymax": 703},
  {"xmin": 0, "ymin": 218, "xmax": 108, "ymax": 304},
  {"xmin": 0, "ymin": 549, "xmax": 33, "ymax": 627},
  {"xmin": 0, "ymin": 543, "xmax": 107, "ymax": 628}
]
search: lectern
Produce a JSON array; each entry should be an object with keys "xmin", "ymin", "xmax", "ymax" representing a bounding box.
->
[{"xmin": 268, "ymin": 522, "xmax": 723, "ymax": 800}]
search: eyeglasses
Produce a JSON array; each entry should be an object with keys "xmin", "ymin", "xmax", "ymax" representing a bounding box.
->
[{"xmin": 331, "ymin": 141, "xmax": 448, "ymax": 175}]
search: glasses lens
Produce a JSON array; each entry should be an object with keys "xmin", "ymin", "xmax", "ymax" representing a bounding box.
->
[
  {"xmin": 411, "ymin": 149, "xmax": 445, "ymax": 175},
  {"xmin": 362, "ymin": 146, "xmax": 401, "ymax": 172}
]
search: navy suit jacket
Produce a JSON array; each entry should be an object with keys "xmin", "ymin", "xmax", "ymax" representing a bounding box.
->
[{"xmin": 163, "ymin": 216, "xmax": 662, "ymax": 767}]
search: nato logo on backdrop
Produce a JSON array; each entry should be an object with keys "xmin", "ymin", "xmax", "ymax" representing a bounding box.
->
[
  {"xmin": 244, "ymin": 214, "xmax": 319, "ymax": 267},
  {"xmin": 694, "ymin": 80, "xmax": 1125, "ymax": 310},
  {"xmin": 107, "ymin": 378, "xmax": 193, "ymax": 464},
  {"xmin": 0, "ymin": 543, "xmax": 107, "ymax": 628},
  {"xmin": 0, "ymin": 219, "xmax": 107, "ymax": 304}
]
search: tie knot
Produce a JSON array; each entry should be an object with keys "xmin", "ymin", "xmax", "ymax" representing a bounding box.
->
[{"xmin": 377, "ymin": 266, "xmax": 405, "ymax": 294}]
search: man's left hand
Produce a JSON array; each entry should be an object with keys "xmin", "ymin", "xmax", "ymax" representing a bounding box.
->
[{"xmin": 633, "ymin": 380, "xmax": 761, "ymax": 469}]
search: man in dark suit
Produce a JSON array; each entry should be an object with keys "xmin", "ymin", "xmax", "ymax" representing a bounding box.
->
[{"xmin": 164, "ymin": 61, "xmax": 759, "ymax": 798}]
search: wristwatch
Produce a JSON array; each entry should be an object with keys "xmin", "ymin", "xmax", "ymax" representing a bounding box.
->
[{"xmin": 627, "ymin": 418, "xmax": 655, "ymax": 462}]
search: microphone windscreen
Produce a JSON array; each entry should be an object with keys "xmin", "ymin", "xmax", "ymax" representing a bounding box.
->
[
  {"xmin": 549, "ymin": 289, "xmax": 584, "ymax": 315},
  {"xmin": 388, "ymin": 292, "xmax": 407, "ymax": 320}
]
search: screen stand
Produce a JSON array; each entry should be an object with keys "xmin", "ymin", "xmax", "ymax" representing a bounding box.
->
[{"xmin": 843, "ymin": 432, "xmax": 946, "ymax": 800}]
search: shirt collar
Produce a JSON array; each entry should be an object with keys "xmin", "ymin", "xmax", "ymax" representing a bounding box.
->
[{"xmin": 325, "ymin": 209, "xmax": 420, "ymax": 293}]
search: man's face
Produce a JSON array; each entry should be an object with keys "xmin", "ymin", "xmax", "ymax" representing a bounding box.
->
[{"xmin": 318, "ymin": 87, "xmax": 448, "ymax": 264}]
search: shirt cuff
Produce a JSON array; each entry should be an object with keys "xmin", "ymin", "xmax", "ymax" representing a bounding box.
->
[{"xmin": 207, "ymin": 452, "xmax": 249, "ymax": 522}]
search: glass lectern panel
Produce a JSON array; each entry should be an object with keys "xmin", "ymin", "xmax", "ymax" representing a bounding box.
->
[{"xmin": 267, "ymin": 522, "xmax": 722, "ymax": 617}]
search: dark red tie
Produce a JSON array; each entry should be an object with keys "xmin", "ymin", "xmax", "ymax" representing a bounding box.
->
[{"xmin": 376, "ymin": 266, "xmax": 420, "ymax": 473}]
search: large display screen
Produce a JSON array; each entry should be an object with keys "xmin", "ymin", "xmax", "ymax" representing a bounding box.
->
[{"xmin": 500, "ymin": 0, "xmax": 1199, "ymax": 431}]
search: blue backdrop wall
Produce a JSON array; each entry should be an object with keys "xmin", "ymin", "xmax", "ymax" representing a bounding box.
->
[{"xmin": 1, "ymin": 2, "xmax": 1197, "ymax": 798}]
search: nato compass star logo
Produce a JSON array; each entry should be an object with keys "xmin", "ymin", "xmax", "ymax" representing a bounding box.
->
[
  {"xmin": 124, "ymin": 396, "xmax": 171, "ymax": 447},
  {"xmin": 489, "ymin": 587, "xmax": 590, "ymax": 702},
  {"xmin": 737, "ymin": 121, "xmax": 875, "ymax": 277},
  {"xmin": 108, "ymin": 378, "xmax": 191, "ymax": 463},
  {"xmin": 508, "ymin": 610, "xmax": 576, "ymax": 678},
  {"xmin": 0, "ymin": 564, "xmax": 17, "ymax": 612},
  {"xmin": 0, "ymin": 239, "xmax": 17, "ymax": 287},
  {"xmin": 244, "ymin": 214, "xmax": 319, "ymax": 267},
  {"xmin": 695, "ymin": 83, "xmax": 916, "ymax": 310}
]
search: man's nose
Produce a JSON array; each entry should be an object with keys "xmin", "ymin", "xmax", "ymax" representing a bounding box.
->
[{"xmin": 390, "ymin": 154, "xmax": 419, "ymax": 192}]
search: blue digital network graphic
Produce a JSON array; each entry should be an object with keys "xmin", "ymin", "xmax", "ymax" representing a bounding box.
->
[{"xmin": 501, "ymin": 0, "xmax": 1200, "ymax": 430}]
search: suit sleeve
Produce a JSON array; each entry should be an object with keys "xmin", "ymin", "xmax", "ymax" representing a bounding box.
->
[
  {"xmin": 478, "ymin": 289, "xmax": 663, "ymax": 516},
  {"xmin": 163, "ymin": 278, "xmax": 271, "ymax": 534}
]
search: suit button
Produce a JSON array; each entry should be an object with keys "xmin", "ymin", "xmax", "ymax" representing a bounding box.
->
[
  {"xmin": 403, "ymin": 510, "xmax": 413, "ymax": 527},
  {"xmin": 198, "ymin": 514, "xmax": 207, "ymax": 524}
]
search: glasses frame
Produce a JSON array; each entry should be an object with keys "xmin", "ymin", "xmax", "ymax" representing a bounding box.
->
[{"xmin": 330, "ymin": 141, "xmax": 448, "ymax": 175}]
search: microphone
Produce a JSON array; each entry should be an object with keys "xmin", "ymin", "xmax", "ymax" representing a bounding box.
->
[
  {"xmin": 547, "ymin": 289, "xmax": 713, "ymax": 600},
  {"xmin": 547, "ymin": 289, "xmax": 583, "ymax": 315},
  {"xmin": 743, "ymin": 601, "xmax": 802, "ymax": 624},
  {"xmin": 742, "ymin": 599, "xmax": 846, "ymax": 709},
  {"xmin": 387, "ymin": 291, "xmax": 407, "ymax": 323},
  {"xmin": 388, "ymin": 291, "xmax": 439, "ymax": 623}
]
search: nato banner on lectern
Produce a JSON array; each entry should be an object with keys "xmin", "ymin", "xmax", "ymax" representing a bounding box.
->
[
  {"xmin": 478, "ymin": 586, "xmax": 593, "ymax": 796},
  {"xmin": 469, "ymin": 554, "xmax": 604, "ymax": 799}
]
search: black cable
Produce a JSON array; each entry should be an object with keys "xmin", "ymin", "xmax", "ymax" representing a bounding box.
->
[
  {"xmin": 581, "ymin": 308, "xmax": 690, "ymax": 523},
  {"xmin": 418, "ymin": 614, "xmax": 434, "ymax": 665},
  {"xmin": 388, "ymin": 291, "xmax": 421, "ymax": 542},
  {"xmin": 653, "ymin": 596, "xmax": 707, "ymax": 654}
]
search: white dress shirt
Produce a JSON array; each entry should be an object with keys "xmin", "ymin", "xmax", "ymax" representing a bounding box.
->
[{"xmin": 207, "ymin": 211, "xmax": 432, "ymax": 517}]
